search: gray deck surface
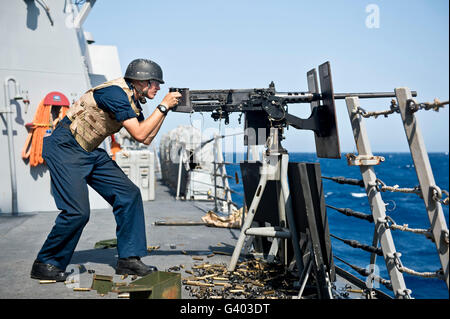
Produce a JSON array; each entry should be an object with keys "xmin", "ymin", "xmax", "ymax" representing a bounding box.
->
[
  {"xmin": 0, "ymin": 180, "xmax": 375, "ymax": 300},
  {"xmin": 0, "ymin": 180, "xmax": 240, "ymax": 299}
]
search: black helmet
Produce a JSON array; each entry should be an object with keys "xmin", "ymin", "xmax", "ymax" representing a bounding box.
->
[{"xmin": 124, "ymin": 58, "xmax": 164, "ymax": 84}]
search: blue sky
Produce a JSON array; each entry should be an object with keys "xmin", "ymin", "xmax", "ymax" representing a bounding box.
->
[{"xmin": 84, "ymin": 0, "xmax": 449, "ymax": 153}]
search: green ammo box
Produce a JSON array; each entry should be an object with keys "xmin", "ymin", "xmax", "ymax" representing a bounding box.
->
[
  {"xmin": 118, "ymin": 271, "xmax": 181, "ymax": 299},
  {"xmin": 91, "ymin": 274, "xmax": 114, "ymax": 295}
]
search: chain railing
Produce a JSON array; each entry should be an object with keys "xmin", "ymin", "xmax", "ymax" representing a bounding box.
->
[
  {"xmin": 328, "ymin": 91, "xmax": 450, "ymax": 299},
  {"xmin": 352, "ymin": 98, "xmax": 448, "ymax": 119}
]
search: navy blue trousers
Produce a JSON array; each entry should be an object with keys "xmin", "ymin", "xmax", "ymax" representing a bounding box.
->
[{"xmin": 36, "ymin": 117, "xmax": 147, "ymax": 270}]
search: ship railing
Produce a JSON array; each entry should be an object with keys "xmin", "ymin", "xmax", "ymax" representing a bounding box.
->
[
  {"xmin": 322, "ymin": 89, "xmax": 448, "ymax": 298},
  {"xmin": 166, "ymin": 132, "xmax": 243, "ymax": 215},
  {"xmin": 210, "ymin": 133, "xmax": 242, "ymax": 214}
]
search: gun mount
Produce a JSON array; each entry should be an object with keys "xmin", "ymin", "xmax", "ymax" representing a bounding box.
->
[{"xmin": 170, "ymin": 62, "xmax": 417, "ymax": 159}]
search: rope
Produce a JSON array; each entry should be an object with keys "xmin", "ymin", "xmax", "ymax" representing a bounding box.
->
[
  {"xmin": 375, "ymin": 179, "xmax": 421, "ymax": 195},
  {"xmin": 21, "ymin": 99, "xmax": 69, "ymax": 167},
  {"xmin": 334, "ymin": 255, "xmax": 392, "ymax": 290},
  {"xmin": 407, "ymin": 98, "xmax": 448, "ymax": 113},
  {"xmin": 322, "ymin": 176, "xmax": 365, "ymax": 187},
  {"xmin": 383, "ymin": 216, "xmax": 434, "ymax": 241},
  {"xmin": 398, "ymin": 265, "xmax": 444, "ymax": 279},
  {"xmin": 353, "ymin": 98, "xmax": 448, "ymax": 119},
  {"xmin": 376, "ymin": 179, "xmax": 448, "ymax": 205},
  {"xmin": 392, "ymin": 253, "xmax": 445, "ymax": 280},
  {"xmin": 330, "ymin": 234, "xmax": 383, "ymax": 256},
  {"xmin": 323, "ymin": 171, "xmax": 446, "ymax": 205},
  {"xmin": 326, "ymin": 205, "xmax": 374, "ymax": 223},
  {"xmin": 353, "ymin": 99, "xmax": 399, "ymax": 119},
  {"xmin": 389, "ymin": 224, "xmax": 432, "ymax": 237}
]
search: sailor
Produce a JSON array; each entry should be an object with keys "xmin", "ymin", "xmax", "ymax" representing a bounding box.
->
[{"xmin": 30, "ymin": 58, "xmax": 181, "ymax": 281}]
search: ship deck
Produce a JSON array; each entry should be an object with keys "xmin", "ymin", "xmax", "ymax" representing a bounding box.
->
[{"xmin": 0, "ymin": 180, "xmax": 381, "ymax": 299}]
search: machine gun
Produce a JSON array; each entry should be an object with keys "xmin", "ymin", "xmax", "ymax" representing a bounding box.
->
[
  {"xmin": 170, "ymin": 61, "xmax": 419, "ymax": 286},
  {"xmin": 170, "ymin": 61, "xmax": 416, "ymax": 159}
]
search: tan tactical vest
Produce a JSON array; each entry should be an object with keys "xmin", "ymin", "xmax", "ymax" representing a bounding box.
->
[{"xmin": 66, "ymin": 78, "xmax": 141, "ymax": 152}]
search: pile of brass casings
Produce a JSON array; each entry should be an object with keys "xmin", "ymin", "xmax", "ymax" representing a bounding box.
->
[{"xmin": 178, "ymin": 258, "xmax": 299, "ymax": 299}]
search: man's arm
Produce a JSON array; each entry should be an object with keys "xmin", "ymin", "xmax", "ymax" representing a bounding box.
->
[
  {"xmin": 122, "ymin": 91, "xmax": 181, "ymax": 144},
  {"xmin": 142, "ymin": 109, "xmax": 166, "ymax": 145},
  {"xmin": 122, "ymin": 108, "xmax": 165, "ymax": 144}
]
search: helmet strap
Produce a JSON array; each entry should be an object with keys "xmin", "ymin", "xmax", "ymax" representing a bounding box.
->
[{"xmin": 131, "ymin": 82, "xmax": 148, "ymax": 104}]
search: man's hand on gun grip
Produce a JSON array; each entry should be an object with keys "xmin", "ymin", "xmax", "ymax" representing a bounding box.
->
[{"xmin": 161, "ymin": 91, "xmax": 182, "ymax": 109}]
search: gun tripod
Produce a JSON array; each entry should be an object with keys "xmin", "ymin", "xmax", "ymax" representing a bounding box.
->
[
  {"xmin": 228, "ymin": 127, "xmax": 334, "ymax": 298},
  {"xmin": 228, "ymin": 127, "xmax": 304, "ymax": 275}
]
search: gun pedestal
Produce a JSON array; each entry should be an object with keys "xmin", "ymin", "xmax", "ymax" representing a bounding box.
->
[{"xmin": 228, "ymin": 128, "xmax": 304, "ymax": 277}]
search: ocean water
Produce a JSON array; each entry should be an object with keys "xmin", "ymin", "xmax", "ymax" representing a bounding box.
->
[{"xmin": 225, "ymin": 152, "xmax": 449, "ymax": 299}]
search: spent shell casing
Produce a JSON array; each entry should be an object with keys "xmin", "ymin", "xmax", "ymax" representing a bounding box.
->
[
  {"xmin": 230, "ymin": 289, "xmax": 245, "ymax": 293},
  {"xmin": 213, "ymin": 277, "xmax": 228, "ymax": 281}
]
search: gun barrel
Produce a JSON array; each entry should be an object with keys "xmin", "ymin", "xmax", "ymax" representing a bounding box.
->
[
  {"xmin": 274, "ymin": 91, "xmax": 418, "ymax": 103},
  {"xmin": 274, "ymin": 92, "xmax": 318, "ymax": 102},
  {"xmin": 334, "ymin": 91, "xmax": 417, "ymax": 99}
]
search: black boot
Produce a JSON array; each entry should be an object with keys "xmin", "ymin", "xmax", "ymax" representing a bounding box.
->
[
  {"xmin": 115, "ymin": 257, "xmax": 158, "ymax": 276},
  {"xmin": 30, "ymin": 260, "xmax": 68, "ymax": 282}
]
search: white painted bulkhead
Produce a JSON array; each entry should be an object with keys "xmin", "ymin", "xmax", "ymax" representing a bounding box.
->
[{"xmin": 0, "ymin": 0, "xmax": 118, "ymax": 213}]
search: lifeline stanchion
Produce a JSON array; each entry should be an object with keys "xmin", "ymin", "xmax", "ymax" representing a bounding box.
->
[
  {"xmin": 346, "ymin": 95, "xmax": 410, "ymax": 299},
  {"xmin": 213, "ymin": 133, "xmax": 235, "ymax": 214},
  {"xmin": 395, "ymin": 87, "xmax": 449, "ymax": 289}
]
